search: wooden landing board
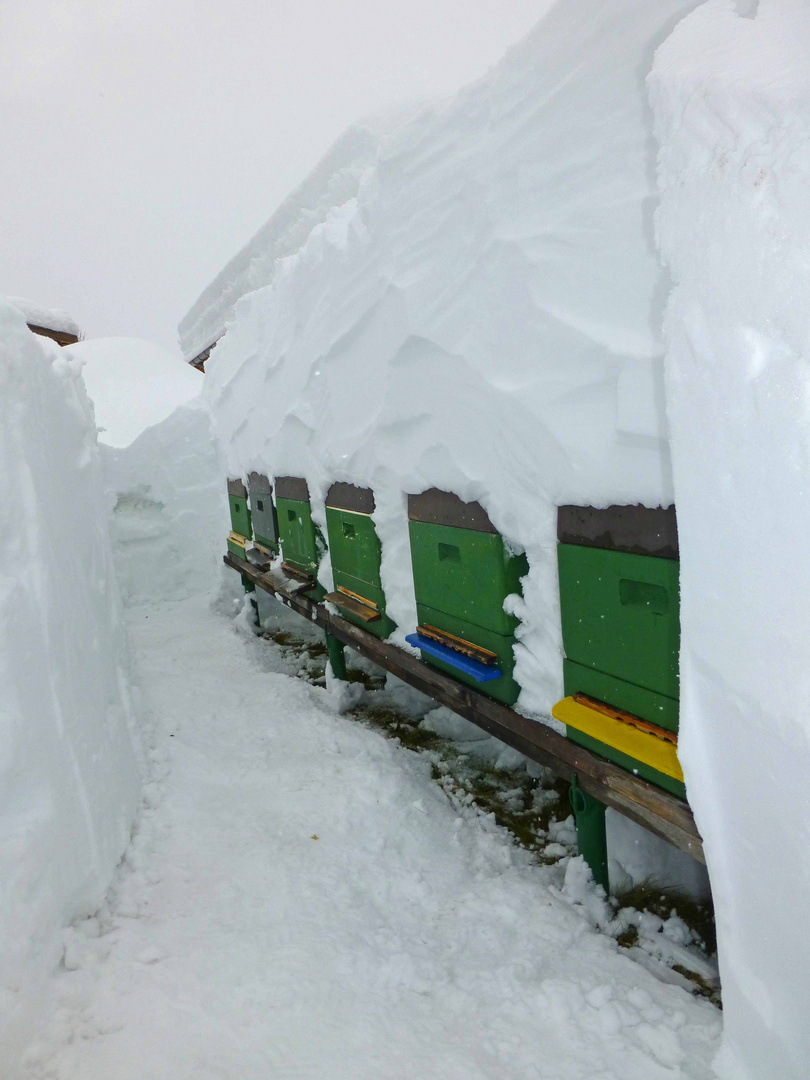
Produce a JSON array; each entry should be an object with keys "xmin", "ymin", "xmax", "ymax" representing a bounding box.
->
[
  {"xmin": 225, "ymin": 552, "xmax": 703, "ymax": 863},
  {"xmin": 323, "ymin": 591, "xmax": 381, "ymax": 622}
]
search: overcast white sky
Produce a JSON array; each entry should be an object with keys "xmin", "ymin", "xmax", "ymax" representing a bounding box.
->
[{"xmin": 1, "ymin": 0, "xmax": 547, "ymax": 353}]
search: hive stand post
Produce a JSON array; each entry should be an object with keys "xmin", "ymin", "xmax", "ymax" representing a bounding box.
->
[
  {"xmin": 569, "ymin": 775, "xmax": 609, "ymax": 892},
  {"xmin": 249, "ymin": 593, "xmax": 260, "ymax": 628},
  {"xmin": 325, "ymin": 631, "xmax": 347, "ymax": 681}
]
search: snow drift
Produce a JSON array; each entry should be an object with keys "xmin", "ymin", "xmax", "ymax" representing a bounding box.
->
[
  {"xmin": 0, "ymin": 300, "xmax": 140, "ymax": 1070},
  {"xmin": 196, "ymin": 0, "xmax": 699, "ymax": 729},
  {"xmin": 101, "ymin": 400, "xmax": 227, "ymax": 605},
  {"xmin": 178, "ymin": 120, "xmax": 389, "ymax": 364},
  {"xmin": 649, "ymin": 2, "xmax": 810, "ymax": 1076}
]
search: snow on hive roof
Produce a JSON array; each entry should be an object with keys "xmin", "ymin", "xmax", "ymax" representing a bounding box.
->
[
  {"xmin": 178, "ymin": 106, "xmax": 424, "ymax": 365},
  {"xmin": 5, "ymin": 295, "xmax": 82, "ymax": 340},
  {"xmin": 201, "ymin": 0, "xmax": 701, "ymax": 722}
]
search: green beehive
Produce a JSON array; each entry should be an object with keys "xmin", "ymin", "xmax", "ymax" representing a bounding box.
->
[
  {"xmin": 323, "ymin": 483, "xmax": 395, "ymax": 639},
  {"xmin": 226, "ymin": 478, "xmax": 255, "ymax": 593},
  {"xmin": 227, "ymin": 478, "xmax": 252, "ymax": 549},
  {"xmin": 407, "ymin": 489, "xmax": 527, "ymax": 705},
  {"xmin": 274, "ymin": 476, "xmax": 326, "ymax": 601},
  {"xmin": 247, "ymin": 472, "xmax": 279, "ymax": 552},
  {"xmin": 556, "ymin": 504, "xmax": 683, "ymax": 796}
]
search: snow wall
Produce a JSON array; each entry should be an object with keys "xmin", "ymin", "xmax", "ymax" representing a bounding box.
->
[
  {"xmin": 649, "ymin": 3, "xmax": 810, "ymax": 1077},
  {"xmin": 101, "ymin": 400, "xmax": 227, "ymax": 605},
  {"xmin": 0, "ymin": 300, "xmax": 141, "ymax": 1070},
  {"xmin": 178, "ymin": 121, "xmax": 386, "ymax": 363},
  {"xmin": 199, "ymin": 0, "xmax": 699, "ymax": 723}
]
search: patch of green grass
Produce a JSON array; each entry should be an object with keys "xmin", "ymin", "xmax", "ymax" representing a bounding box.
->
[
  {"xmin": 352, "ymin": 704, "xmax": 444, "ymax": 752},
  {"xmin": 615, "ymin": 877, "xmax": 716, "ymax": 955},
  {"xmin": 345, "ymin": 669, "xmax": 386, "ymax": 691},
  {"xmin": 615, "ymin": 926, "xmax": 640, "ymax": 949},
  {"xmin": 672, "ymin": 965, "xmax": 723, "ymax": 1009}
]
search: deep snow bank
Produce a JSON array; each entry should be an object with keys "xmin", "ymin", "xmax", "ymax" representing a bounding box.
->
[
  {"xmin": 67, "ymin": 337, "xmax": 201, "ymax": 448},
  {"xmin": 0, "ymin": 301, "xmax": 140, "ymax": 1069},
  {"xmin": 649, "ymin": 2, "xmax": 810, "ymax": 1076},
  {"xmin": 178, "ymin": 119, "xmax": 392, "ymax": 364},
  {"xmin": 197, "ymin": 0, "xmax": 697, "ymax": 723},
  {"xmin": 101, "ymin": 400, "xmax": 227, "ymax": 604}
]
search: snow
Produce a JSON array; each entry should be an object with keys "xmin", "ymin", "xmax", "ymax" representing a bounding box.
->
[
  {"xmin": 100, "ymin": 400, "xmax": 227, "ymax": 604},
  {"xmin": 5, "ymin": 295, "xmax": 81, "ymax": 337},
  {"xmin": 0, "ymin": 298, "xmax": 140, "ymax": 1072},
  {"xmin": 66, "ymin": 337, "xmax": 202, "ymax": 448},
  {"xmin": 649, "ymin": 3, "xmax": 810, "ymax": 1076},
  {"xmin": 179, "ymin": 115, "xmax": 395, "ymax": 364},
  {"xmin": 196, "ymin": 0, "xmax": 701, "ymax": 731},
  {"xmin": 24, "ymin": 594, "xmax": 722, "ymax": 1079}
]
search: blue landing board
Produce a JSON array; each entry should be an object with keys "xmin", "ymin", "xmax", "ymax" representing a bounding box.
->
[{"xmin": 405, "ymin": 633, "xmax": 503, "ymax": 683}]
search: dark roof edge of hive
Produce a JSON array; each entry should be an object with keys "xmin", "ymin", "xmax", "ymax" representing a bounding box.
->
[
  {"xmin": 28, "ymin": 324, "xmax": 80, "ymax": 347},
  {"xmin": 407, "ymin": 489, "xmax": 497, "ymax": 533},
  {"xmin": 186, "ymin": 334, "xmax": 222, "ymax": 370},
  {"xmin": 325, "ymin": 482, "xmax": 375, "ymax": 514},
  {"xmin": 557, "ymin": 504, "xmax": 678, "ymax": 559},
  {"xmin": 247, "ymin": 472, "xmax": 272, "ymax": 492},
  {"xmin": 227, "ymin": 477, "xmax": 248, "ymax": 499},
  {"xmin": 275, "ymin": 476, "xmax": 310, "ymax": 502}
]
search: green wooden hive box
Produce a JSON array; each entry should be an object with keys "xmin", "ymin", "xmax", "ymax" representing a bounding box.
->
[
  {"xmin": 556, "ymin": 504, "xmax": 683, "ymax": 797},
  {"xmin": 274, "ymin": 476, "xmax": 326, "ymax": 602},
  {"xmin": 406, "ymin": 489, "xmax": 527, "ymax": 705}
]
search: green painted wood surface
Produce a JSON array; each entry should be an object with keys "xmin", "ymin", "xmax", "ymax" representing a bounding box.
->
[
  {"xmin": 276, "ymin": 497, "xmax": 323, "ymax": 575},
  {"xmin": 563, "ymin": 659, "xmax": 678, "ymax": 733},
  {"xmin": 228, "ymin": 493, "xmax": 252, "ymax": 540},
  {"xmin": 408, "ymin": 521, "xmax": 527, "ymax": 636},
  {"xmin": 331, "ymin": 569, "xmax": 396, "ymax": 640},
  {"xmin": 414, "ymin": 602, "xmax": 519, "ymax": 705},
  {"xmin": 558, "ymin": 544, "xmax": 680, "ymax": 702},
  {"xmin": 326, "ymin": 507, "xmax": 382, "ymax": 587}
]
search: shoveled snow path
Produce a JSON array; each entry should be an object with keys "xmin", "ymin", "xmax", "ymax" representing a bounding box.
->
[{"xmin": 27, "ymin": 596, "xmax": 721, "ymax": 1079}]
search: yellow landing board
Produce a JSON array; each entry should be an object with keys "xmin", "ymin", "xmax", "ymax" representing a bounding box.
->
[{"xmin": 551, "ymin": 695, "xmax": 684, "ymax": 783}]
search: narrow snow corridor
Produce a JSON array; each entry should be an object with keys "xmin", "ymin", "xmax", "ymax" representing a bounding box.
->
[{"xmin": 27, "ymin": 596, "xmax": 721, "ymax": 1079}]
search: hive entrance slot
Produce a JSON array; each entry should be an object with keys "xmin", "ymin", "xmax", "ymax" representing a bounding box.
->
[
  {"xmin": 438, "ymin": 543, "xmax": 460, "ymax": 562},
  {"xmin": 572, "ymin": 692, "xmax": 677, "ymax": 745},
  {"xmin": 416, "ymin": 624, "xmax": 497, "ymax": 665},
  {"xmin": 619, "ymin": 579, "xmax": 669, "ymax": 614}
]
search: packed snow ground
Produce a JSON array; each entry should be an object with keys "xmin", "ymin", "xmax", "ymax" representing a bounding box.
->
[{"xmin": 24, "ymin": 592, "xmax": 721, "ymax": 1079}]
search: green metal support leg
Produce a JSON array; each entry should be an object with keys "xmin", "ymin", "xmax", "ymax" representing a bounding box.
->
[
  {"xmin": 325, "ymin": 631, "xmax": 347, "ymax": 681},
  {"xmin": 569, "ymin": 775, "xmax": 609, "ymax": 892}
]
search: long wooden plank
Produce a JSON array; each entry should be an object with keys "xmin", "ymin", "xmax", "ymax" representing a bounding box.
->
[{"xmin": 225, "ymin": 552, "xmax": 704, "ymax": 862}]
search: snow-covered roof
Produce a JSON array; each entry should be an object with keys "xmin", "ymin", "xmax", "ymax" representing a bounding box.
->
[
  {"xmin": 178, "ymin": 106, "xmax": 424, "ymax": 365},
  {"xmin": 5, "ymin": 295, "xmax": 82, "ymax": 339}
]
